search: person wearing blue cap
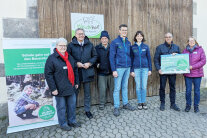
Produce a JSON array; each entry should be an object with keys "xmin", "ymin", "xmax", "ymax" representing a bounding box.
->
[{"xmin": 95, "ymin": 31, "xmax": 114, "ymax": 110}]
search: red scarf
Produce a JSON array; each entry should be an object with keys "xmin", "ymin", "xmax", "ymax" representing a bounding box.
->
[{"xmin": 56, "ymin": 49, "xmax": 74, "ymax": 86}]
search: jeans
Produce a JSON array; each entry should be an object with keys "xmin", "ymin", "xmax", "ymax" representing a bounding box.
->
[
  {"xmin": 113, "ymin": 68, "xmax": 130, "ymax": 108},
  {"xmin": 15, "ymin": 106, "xmax": 27, "ymax": 115},
  {"xmin": 98, "ymin": 75, "xmax": 114, "ymax": 106},
  {"xmin": 159, "ymin": 74, "xmax": 176, "ymax": 105},
  {"xmin": 55, "ymin": 92, "xmax": 76, "ymax": 127},
  {"xmin": 76, "ymin": 82, "xmax": 91, "ymax": 112},
  {"xmin": 185, "ymin": 77, "xmax": 202, "ymax": 107},
  {"xmin": 134, "ymin": 68, "xmax": 148, "ymax": 103}
]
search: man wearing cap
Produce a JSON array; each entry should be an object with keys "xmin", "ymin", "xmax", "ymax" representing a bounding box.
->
[
  {"xmin": 110, "ymin": 24, "xmax": 136, "ymax": 117},
  {"xmin": 67, "ymin": 28, "xmax": 97, "ymax": 119},
  {"xmin": 95, "ymin": 31, "xmax": 114, "ymax": 110}
]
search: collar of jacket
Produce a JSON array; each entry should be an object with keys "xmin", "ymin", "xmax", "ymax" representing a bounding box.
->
[
  {"xmin": 186, "ymin": 44, "xmax": 199, "ymax": 52},
  {"xmin": 164, "ymin": 41, "xmax": 173, "ymax": 47},
  {"xmin": 72, "ymin": 36, "xmax": 90, "ymax": 46},
  {"xmin": 118, "ymin": 35, "xmax": 128, "ymax": 42},
  {"xmin": 98, "ymin": 43, "xmax": 110, "ymax": 49},
  {"xmin": 53, "ymin": 48, "xmax": 67, "ymax": 58},
  {"xmin": 135, "ymin": 42, "xmax": 142, "ymax": 47},
  {"xmin": 53, "ymin": 48, "xmax": 60, "ymax": 57}
]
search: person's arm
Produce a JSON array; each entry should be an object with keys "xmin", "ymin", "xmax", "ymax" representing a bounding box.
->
[
  {"xmin": 109, "ymin": 41, "xmax": 117, "ymax": 72},
  {"xmin": 88, "ymin": 43, "xmax": 98, "ymax": 66},
  {"xmin": 22, "ymin": 93, "xmax": 37, "ymax": 104},
  {"xmin": 192, "ymin": 48, "xmax": 206, "ymax": 69},
  {"xmin": 147, "ymin": 45, "xmax": 152, "ymax": 71},
  {"xmin": 154, "ymin": 46, "xmax": 161, "ymax": 71},
  {"xmin": 73, "ymin": 57, "xmax": 79, "ymax": 86},
  {"xmin": 130, "ymin": 46, "xmax": 134, "ymax": 72},
  {"xmin": 95, "ymin": 46, "xmax": 100, "ymax": 68},
  {"xmin": 177, "ymin": 46, "xmax": 181, "ymax": 54},
  {"xmin": 44, "ymin": 57, "xmax": 57, "ymax": 92}
]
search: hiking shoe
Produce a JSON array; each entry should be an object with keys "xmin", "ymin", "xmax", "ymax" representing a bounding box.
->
[
  {"xmin": 99, "ymin": 105, "xmax": 104, "ymax": 110},
  {"xmin": 142, "ymin": 103, "xmax": 148, "ymax": 110},
  {"xmin": 160, "ymin": 103, "xmax": 165, "ymax": 111},
  {"xmin": 137, "ymin": 103, "xmax": 142, "ymax": 110},
  {"xmin": 123, "ymin": 103, "xmax": 136, "ymax": 111},
  {"xmin": 60, "ymin": 125, "xmax": 71, "ymax": 131},
  {"xmin": 170, "ymin": 104, "xmax": 181, "ymax": 111},
  {"xmin": 113, "ymin": 108, "xmax": 120, "ymax": 117},
  {"xmin": 185, "ymin": 105, "xmax": 191, "ymax": 112},
  {"xmin": 85, "ymin": 111, "xmax": 93, "ymax": 119},
  {"xmin": 69, "ymin": 122, "xmax": 81, "ymax": 128},
  {"xmin": 194, "ymin": 106, "xmax": 199, "ymax": 113}
]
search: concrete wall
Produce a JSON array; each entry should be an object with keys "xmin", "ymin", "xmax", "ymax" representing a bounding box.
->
[
  {"xmin": 193, "ymin": 0, "xmax": 207, "ymax": 87},
  {"xmin": 0, "ymin": 0, "xmax": 38, "ymax": 109},
  {"xmin": 0, "ymin": 0, "xmax": 26, "ymax": 104}
]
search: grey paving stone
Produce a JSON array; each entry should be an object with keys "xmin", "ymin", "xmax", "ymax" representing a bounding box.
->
[
  {"xmin": 1, "ymin": 92, "xmax": 207, "ymax": 138},
  {"xmin": 107, "ymin": 132, "xmax": 115, "ymax": 138}
]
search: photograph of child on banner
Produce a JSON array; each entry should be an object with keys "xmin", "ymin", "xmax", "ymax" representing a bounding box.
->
[
  {"xmin": 6, "ymin": 74, "xmax": 54, "ymax": 126},
  {"xmin": 14, "ymin": 85, "xmax": 39, "ymax": 119}
]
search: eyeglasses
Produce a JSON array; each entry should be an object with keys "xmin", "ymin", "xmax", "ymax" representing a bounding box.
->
[
  {"xmin": 58, "ymin": 45, "xmax": 67, "ymax": 48},
  {"xmin": 77, "ymin": 33, "xmax": 85, "ymax": 36},
  {"xmin": 165, "ymin": 36, "xmax": 172, "ymax": 38}
]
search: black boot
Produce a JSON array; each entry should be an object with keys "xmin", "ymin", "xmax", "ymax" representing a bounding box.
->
[
  {"xmin": 17, "ymin": 113, "xmax": 26, "ymax": 119},
  {"xmin": 25, "ymin": 109, "xmax": 38, "ymax": 119}
]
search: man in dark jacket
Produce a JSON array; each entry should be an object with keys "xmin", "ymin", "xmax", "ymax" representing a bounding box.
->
[
  {"xmin": 95, "ymin": 31, "xmax": 114, "ymax": 110},
  {"xmin": 110, "ymin": 24, "xmax": 136, "ymax": 117},
  {"xmin": 67, "ymin": 28, "xmax": 97, "ymax": 119},
  {"xmin": 154, "ymin": 32, "xmax": 181, "ymax": 111}
]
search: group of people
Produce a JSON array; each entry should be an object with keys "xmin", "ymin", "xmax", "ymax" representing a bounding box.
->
[{"xmin": 44, "ymin": 24, "xmax": 206, "ymax": 131}]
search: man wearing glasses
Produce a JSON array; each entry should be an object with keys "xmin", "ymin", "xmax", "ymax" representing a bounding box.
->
[
  {"xmin": 154, "ymin": 32, "xmax": 181, "ymax": 111},
  {"xmin": 67, "ymin": 28, "xmax": 97, "ymax": 119},
  {"xmin": 110, "ymin": 24, "xmax": 136, "ymax": 117}
]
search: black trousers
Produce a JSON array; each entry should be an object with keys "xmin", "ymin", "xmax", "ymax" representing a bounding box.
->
[
  {"xmin": 159, "ymin": 74, "xmax": 176, "ymax": 105},
  {"xmin": 76, "ymin": 82, "xmax": 91, "ymax": 112}
]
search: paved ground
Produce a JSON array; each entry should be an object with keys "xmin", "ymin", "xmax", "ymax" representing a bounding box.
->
[{"xmin": 1, "ymin": 92, "xmax": 207, "ymax": 138}]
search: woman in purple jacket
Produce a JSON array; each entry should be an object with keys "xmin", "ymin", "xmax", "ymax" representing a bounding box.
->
[{"xmin": 183, "ymin": 37, "xmax": 206, "ymax": 113}]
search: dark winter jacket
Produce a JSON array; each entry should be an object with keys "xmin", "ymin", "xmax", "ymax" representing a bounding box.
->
[
  {"xmin": 67, "ymin": 36, "xmax": 97, "ymax": 82},
  {"xmin": 95, "ymin": 43, "xmax": 112, "ymax": 75},
  {"xmin": 109, "ymin": 35, "xmax": 131, "ymax": 71},
  {"xmin": 154, "ymin": 42, "xmax": 180, "ymax": 71},
  {"xmin": 44, "ymin": 48, "xmax": 79, "ymax": 97},
  {"xmin": 183, "ymin": 45, "xmax": 206, "ymax": 77},
  {"xmin": 130, "ymin": 42, "xmax": 152, "ymax": 72}
]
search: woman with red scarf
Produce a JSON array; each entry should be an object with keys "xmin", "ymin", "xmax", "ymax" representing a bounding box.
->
[{"xmin": 45, "ymin": 38, "xmax": 80, "ymax": 131}]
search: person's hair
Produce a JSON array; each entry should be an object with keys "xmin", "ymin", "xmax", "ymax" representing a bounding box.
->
[
  {"xmin": 133, "ymin": 31, "xmax": 146, "ymax": 42},
  {"xmin": 56, "ymin": 38, "xmax": 68, "ymax": 46},
  {"xmin": 187, "ymin": 36, "xmax": 199, "ymax": 45},
  {"xmin": 75, "ymin": 28, "xmax": 85, "ymax": 34},
  {"xmin": 119, "ymin": 24, "xmax": 128, "ymax": 30},
  {"xmin": 23, "ymin": 85, "xmax": 33, "ymax": 93},
  {"xmin": 165, "ymin": 32, "xmax": 173, "ymax": 38}
]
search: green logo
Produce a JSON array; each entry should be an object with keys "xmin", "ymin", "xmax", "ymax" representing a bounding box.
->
[
  {"xmin": 177, "ymin": 59, "xmax": 188, "ymax": 70},
  {"xmin": 38, "ymin": 105, "xmax": 55, "ymax": 120}
]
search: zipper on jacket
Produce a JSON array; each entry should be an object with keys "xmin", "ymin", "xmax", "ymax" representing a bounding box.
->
[
  {"xmin": 138, "ymin": 44, "xmax": 142, "ymax": 68},
  {"xmin": 123, "ymin": 39, "xmax": 127, "ymax": 67}
]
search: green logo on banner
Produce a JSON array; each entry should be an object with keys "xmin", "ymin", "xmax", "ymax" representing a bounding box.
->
[
  {"xmin": 177, "ymin": 59, "xmax": 188, "ymax": 70},
  {"xmin": 38, "ymin": 105, "xmax": 55, "ymax": 120}
]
